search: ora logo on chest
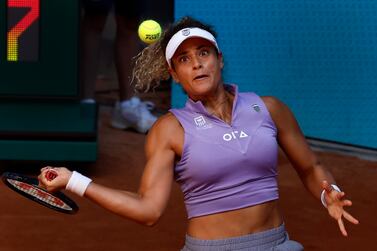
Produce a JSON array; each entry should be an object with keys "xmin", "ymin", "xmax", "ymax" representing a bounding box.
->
[{"xmin": 223, "ymin": 130, "xmax": 249, "ymax": 141}]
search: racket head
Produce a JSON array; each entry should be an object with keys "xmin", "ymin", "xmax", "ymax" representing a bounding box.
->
[{"xmin": 2, "ymin": 172, "xmax": 78, "ymax": 214}]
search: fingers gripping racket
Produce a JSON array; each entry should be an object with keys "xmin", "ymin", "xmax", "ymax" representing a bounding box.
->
[{"xmin": 2, "ymin": 171, "xmax": 78, "ymax": 214}]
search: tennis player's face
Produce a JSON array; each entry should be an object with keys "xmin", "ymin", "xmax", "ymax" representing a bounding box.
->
[{"xmin": 169, "ymin": 38, "xmax": 224, "ymax": 99}]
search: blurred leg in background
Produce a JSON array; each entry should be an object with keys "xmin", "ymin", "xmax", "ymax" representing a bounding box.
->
[
  {"xmin": 110, "ymin": 1, "xmax": 157, "ymax": 133},
  {"xmin": 80, "ymin": 0, "xmax": 157, "ymax": 134}
]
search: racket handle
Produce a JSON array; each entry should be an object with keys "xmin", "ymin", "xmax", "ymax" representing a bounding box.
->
[{"xmin": 45, "ymin": 170, "xmax": 58, "ymax": 181}]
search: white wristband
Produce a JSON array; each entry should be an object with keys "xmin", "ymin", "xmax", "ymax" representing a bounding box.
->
[
  {"xmin": 66, "ymin": 171, "xmax": 92, "ymax": 197},
  {"xmin": 321, "ymin": 184, "xmax": 341, "ymax": 208}
]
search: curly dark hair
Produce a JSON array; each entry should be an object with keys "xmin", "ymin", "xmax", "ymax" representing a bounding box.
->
[{"xmin": 132, "ymin": 16, "xmax": 217, "ymax": 92}]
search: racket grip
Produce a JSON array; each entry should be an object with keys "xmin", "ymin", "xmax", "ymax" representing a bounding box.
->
[{"xmin": 45, "ymin": 170, "xmax": 58, "ymax": 181}]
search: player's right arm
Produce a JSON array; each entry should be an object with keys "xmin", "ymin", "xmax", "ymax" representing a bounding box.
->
[{"xmin": 39, "ymin": 113, "xmax": 181, "ymax": 226}]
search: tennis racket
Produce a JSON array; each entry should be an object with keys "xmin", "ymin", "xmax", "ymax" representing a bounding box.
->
[{"xmin": 2, "ymin": 171, "xmax": 78, "ymax": 214}]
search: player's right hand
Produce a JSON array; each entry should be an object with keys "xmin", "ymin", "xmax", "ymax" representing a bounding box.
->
[{"xmin": 38, "ymin": 166, "xmax": 72, "ymax": 192}]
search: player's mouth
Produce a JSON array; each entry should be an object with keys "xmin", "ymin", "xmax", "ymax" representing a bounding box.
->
[{"xmin": 193, "ymin": 74, "xmax": 209, "ymax": 81}]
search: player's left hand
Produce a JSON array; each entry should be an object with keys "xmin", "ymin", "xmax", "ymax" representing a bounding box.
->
[{"xmin": 322, "ymin": 180, "xmax": 359, "ymax": 236}]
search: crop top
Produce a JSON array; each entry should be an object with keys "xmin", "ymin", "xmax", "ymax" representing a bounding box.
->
[{"xmin": 169, "ymin": 84, "xmax": 279, "ymax": 219}]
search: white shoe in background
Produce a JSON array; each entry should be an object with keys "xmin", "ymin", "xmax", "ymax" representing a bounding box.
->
[{"xmin": 111, "ymin": 97, "xmax": 157, "ymax": 133}]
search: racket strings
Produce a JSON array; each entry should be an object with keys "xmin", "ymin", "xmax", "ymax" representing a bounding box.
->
[{"xmin": 8, "ymin": 179, "xmax": 72, "ymax": 211}]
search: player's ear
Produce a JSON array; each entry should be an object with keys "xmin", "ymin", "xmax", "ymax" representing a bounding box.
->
[
  {"xmin": 218, "ymin": 52, "xmax": 224, "ymax": 69},
  {"xmin": 169, "ymin": 67, "xmax": 180, "ymax": 83}
]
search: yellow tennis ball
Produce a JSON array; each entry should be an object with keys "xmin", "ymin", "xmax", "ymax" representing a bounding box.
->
[{"xmin": 138, "ymin": 20, "xmax": 162, "ymax": 44}]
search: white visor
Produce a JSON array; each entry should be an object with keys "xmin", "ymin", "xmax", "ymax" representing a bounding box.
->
[{"xmin": 165, "ymin": 27, "xmax": 220, "ymax": 67}]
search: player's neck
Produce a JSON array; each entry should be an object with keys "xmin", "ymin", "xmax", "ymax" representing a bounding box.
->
[{"xmin": 204, "ymin": 89, "xmax": 234, "ymax": 124}]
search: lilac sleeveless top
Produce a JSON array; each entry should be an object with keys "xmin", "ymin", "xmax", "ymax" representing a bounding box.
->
[{"xmin": 169, "ymin": 85, "xmax": 279, "ymax": 219}]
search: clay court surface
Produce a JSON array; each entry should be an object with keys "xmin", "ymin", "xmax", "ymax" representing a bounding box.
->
[{"xmin": 0, "ymin": 106, "xmax": 376, "ymax": 251}]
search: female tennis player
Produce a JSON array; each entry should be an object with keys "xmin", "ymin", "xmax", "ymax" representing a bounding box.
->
[{"xmin": 39, "ymin": 16, "xmax": 359, "ymax": 250}]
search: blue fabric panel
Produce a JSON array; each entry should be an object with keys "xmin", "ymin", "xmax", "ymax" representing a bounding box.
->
[{"xmin": 172, "ymin": 0, "xmax": 377, "ymax": 149}]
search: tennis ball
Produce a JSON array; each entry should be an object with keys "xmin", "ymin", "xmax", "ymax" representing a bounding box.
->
[{"xmin": 138, "ymin": 20, "xmax": 161, "ymax": 44}]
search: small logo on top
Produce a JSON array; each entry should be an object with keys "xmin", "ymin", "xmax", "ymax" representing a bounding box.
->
[
  {"xmin": 252, "ymin": 104, "xmax": 261, "ymax": 112},
  {"xmin": 194, "ymin": 115, "xmax": 212, "ymax": 129},
  {"xmin": 194, "ymin": 115, "xmax": 206, "ymax": 127}
]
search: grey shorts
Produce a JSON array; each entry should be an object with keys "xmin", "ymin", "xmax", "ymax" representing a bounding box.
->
[{"xmin": 181, "ymin": 224, "xmax": 304, "ymax": 251}]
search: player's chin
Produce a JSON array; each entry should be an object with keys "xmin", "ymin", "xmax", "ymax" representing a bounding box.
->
[{"xmin": 191, "ymin": 79, "xmax": 215, "ymax": 93}]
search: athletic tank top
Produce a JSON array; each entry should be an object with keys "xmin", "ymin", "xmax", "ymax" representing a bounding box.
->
[{"xmin": 169, "ymin": 85, "xmax": 279, "ymax": 219}]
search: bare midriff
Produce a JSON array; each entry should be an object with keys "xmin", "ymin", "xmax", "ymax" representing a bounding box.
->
[{"xmin": 187, "ymin": 200, "xmax": 282, "ymax": 239}]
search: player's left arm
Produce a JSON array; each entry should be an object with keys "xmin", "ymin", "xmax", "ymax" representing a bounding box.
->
[{"xmin": 262, "ymin": 96, "xmax": 359, "ymax": 236}]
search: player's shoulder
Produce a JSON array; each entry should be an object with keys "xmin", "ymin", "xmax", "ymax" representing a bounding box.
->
[
  {"xmin": 154, "ymin": 112, "xmax": 181, "ymax": 128},
  {"xmin": 260, "ymin": 96, "xmax": 296, "ymax": 127},
  {"xmin": 260, "ymin": 96, "xmax": 287, "ymax": 113},
  {"xmin": 148, "ymin": 112, "xmax": 182, "ymax": 136},
  {"xmin": 146, "ymin": 112, "xmax": 183, "ymax": 153}
]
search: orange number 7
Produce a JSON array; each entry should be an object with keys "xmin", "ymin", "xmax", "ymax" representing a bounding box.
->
[{"xmin": 7, "ymin": 0, "xmax": 40, "ymax": 61}]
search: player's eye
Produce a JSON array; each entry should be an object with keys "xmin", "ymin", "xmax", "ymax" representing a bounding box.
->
[
  {"xmin": 199, "ymin": 49, "xmax": 209, "ymax": 57},
  {"xmin": 178, "ymin": 55, "xmax": 189, "ymax": 63}
]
